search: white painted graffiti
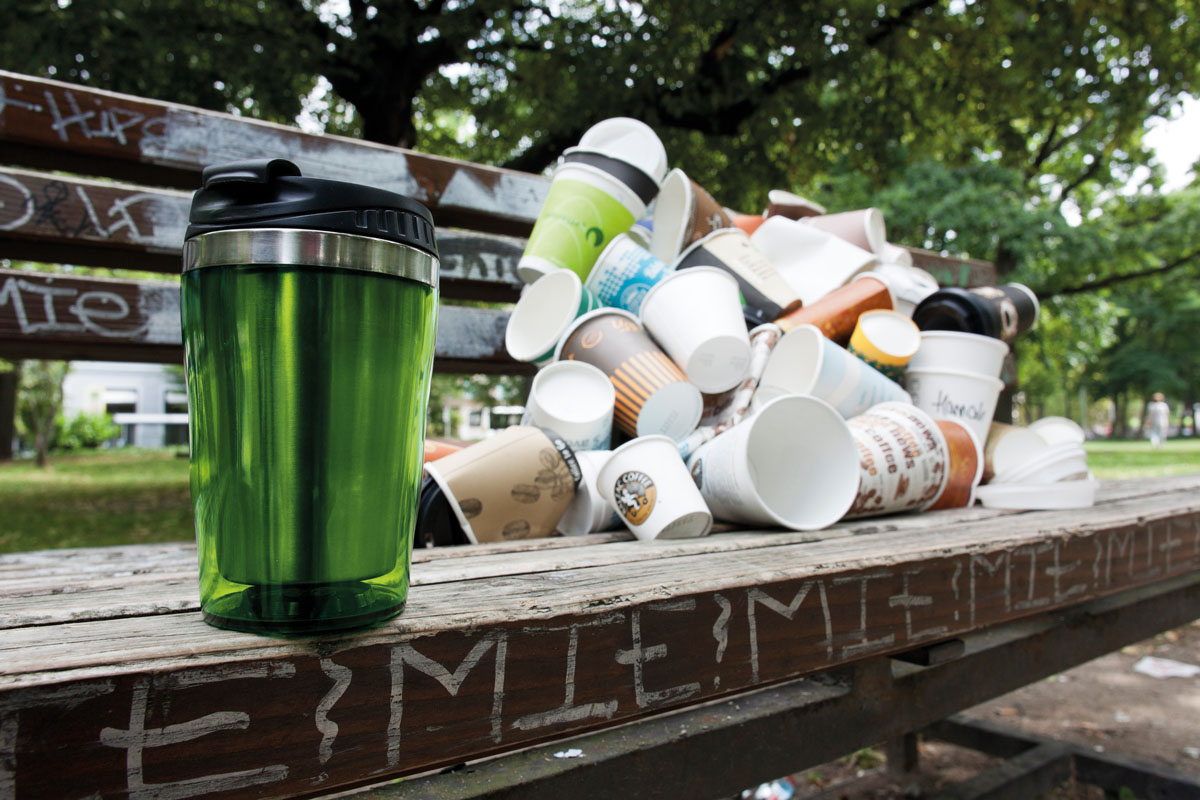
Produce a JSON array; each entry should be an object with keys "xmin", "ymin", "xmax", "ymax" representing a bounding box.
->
[{"xmin": 1, "ymin": 276, "xmax": 147, "ymax": 339}]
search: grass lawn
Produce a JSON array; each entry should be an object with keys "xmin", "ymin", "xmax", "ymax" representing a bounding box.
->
[
  {"xmin": 1084, "ymin": 437, "xmax": 1200, "ymax": 480},
  {"xmin": 2, "ymin": 439, "xmax": 1199, "ymax": 554},
  {"xmin": 0, "ymin": 449, "xmax": 192, "ymax": 554}
]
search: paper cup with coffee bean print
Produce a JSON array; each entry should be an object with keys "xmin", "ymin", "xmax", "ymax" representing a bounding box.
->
[{"xmin": 424, "ymin": 426, "xmax": 582, "ymax": 543}]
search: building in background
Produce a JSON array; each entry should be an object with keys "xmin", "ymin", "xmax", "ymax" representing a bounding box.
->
[{"xmin": 61, "ymin": 362, "xmax": 188, "ymax": 448}]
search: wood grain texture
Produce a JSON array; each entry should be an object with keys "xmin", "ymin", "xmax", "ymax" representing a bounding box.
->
[
  {"xmin": 0, "ymin": 268, "xmax": 525, "ymax": 372},
  {"xmin": 0, "ymin": 71, "xmax": 549, "ymax": 236},
  {"xmin": 0, "ymin": 477, "xmax": 1197, "ymax": 799}
]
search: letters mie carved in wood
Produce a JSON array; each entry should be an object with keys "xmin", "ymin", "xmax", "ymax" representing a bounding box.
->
[{"xmin": 3, "ymin": 513, "xmax": 1198, "ymax": 799}]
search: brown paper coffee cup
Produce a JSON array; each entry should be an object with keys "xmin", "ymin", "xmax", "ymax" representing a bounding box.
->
[
  {"xmin": 774, "ymin": 275, "xmax": 894, "ymax": 344},
  {"xmin": 424, "ymin": 426, "xmax": 581, "ymax": 544},
  {"xmin": 556, "ymin": 308, "xmax": 702, "ymax": 440},
  {"xmin": 927, "ymin": 418, "xmax": 982, "ymax": 511}
]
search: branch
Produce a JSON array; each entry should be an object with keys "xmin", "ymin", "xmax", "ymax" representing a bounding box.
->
[
  {"xmin": 501, "ymin": 126, "xmax": 590, "ymax": 173},
  {"xmin": 1035, "ymin": 247, "xmax": 1200, "ymax": 299}
]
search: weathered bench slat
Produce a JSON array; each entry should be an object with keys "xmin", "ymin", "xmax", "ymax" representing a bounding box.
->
[
  {"xmin": 0, "ymin": 70, "xmax": 550, "ymax": 236},
  {"xmin": 0, "ymin": 166, "xmax": 527, "ymax": 297},
  {"xmin": 0, "ymin": 268, "xmax": 528, "ymax": 372},
  {"xmin": 0, "ymin": 478, "xmax": 1196, "ymax": 798},
  {"xmin": 3, "ymin": 476, "xmax": 1197, "ymax": 631}
]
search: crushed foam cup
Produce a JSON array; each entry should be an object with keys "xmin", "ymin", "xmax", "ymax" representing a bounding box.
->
[
  {"xmin": 639, "ymin": 266, "xmax": 752, "ymax": 394},
  {"xmin": 686, "ymin": 394, "xmax": 859, "ymax": 530},
  {"xmin": 597, "ymin": 435, "xmax": 713, "ymax": 541}
]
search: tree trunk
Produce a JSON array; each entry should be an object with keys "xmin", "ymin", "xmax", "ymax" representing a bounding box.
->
[
  {"xmin": 0, "ymin": 367, "xmax": 16, "ymax": 461},
  {"xmin": 1114, "ymin": 392, "xmax": 1127, "ymax": 438}
]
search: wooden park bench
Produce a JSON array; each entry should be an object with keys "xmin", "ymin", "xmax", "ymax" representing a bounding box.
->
[{"xmin": 2, "ymin": 71, "xmax": 1199, "ymax": 799}]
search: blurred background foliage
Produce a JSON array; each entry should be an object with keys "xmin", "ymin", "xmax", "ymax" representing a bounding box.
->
[{"xmin": 2, "ymin": 0, "xmax": 1199, "ymax": 428}]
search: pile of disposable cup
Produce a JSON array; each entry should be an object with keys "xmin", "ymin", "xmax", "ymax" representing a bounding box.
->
[
  {"xmin": 426, "ymin": 116, "xmax": 1071, "ymax": 545},
  {"xmin": 976, "ymin": 417, "xmax": 1095, "ymax": 509}
]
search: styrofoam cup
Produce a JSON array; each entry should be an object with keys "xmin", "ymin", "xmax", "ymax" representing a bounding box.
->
[
  {"xmin": 524, "ymin": 361, "xmax": 615, "ymax": 453},
  {"xmin": 752, "ymin": 324, "xmax": 911, "ymax": 418},
  {"xmin": 905, "ymin": 367, "xmax": 1005, "ymax": 445},
  {"xmin": 597, "ymin": 435, "xmax": 713, "ymax": 541},
  {"xmin": 639, "ymin": 266, "xmax": 752, "ymax": 394},
  {"xmin": 506, "ymin": 269, "xmax": 602, "ymax": 363},
  {"xmin": 686, "ymin": 394, "xmax": 859, "ymax": 530},
  {"xmin": 907, "ymin": 330, "xmax": 1009, "ymax": 378},
  {"xmin": 557, "ymin": 450, "xmax": 621, "ymax": 536}
]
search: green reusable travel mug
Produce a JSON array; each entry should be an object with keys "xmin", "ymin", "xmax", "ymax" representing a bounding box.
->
[{"xmin": 181, "ymin": 159, "xmax": 439, "ymax": 635}]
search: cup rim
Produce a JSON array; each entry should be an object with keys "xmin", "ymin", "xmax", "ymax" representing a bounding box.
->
[
  {"xmin": 552, "ymin": 306, "xmax": 641, "ymax": 362},
  {"xmin": 530, "ymin": 360, "xmax": 615, "ymax": 426},
  {"xmin": 937, "ymin": 417, "xmax": 985, "ymax": 487},
  {"xmin": 905, "ymin": 366, "xmax": 1005, "ymax": 390},
  {"xmin": 506, "ymin": 269, "xmax": 584, "ymax": 362},
  {"xmin": 917, "ymin": 329, "xmax": 1011, "ymax": 353},
  {"xmin": 673, "ymin": 225, "xmax": 747, "ymax": 268},
  {"xmin": 595, "ymin": 434, "xmax": 683, "ymax": 503},
  {"xmin": 856, "ymin": 309, "xmax": 922, "ymax": 359}
]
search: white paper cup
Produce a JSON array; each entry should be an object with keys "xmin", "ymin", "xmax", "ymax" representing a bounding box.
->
[
  {"xmin": 597, "ymin": 435, "xmax": 713, "ymax": 541},
  {"xmin": 845, "ymin": 402, "xmax": 949, "ymax": 518},
  {"xmin": 750, "ymin": 215, "xmax": 877, "ymax": 306},
  {"xmin": 506, "ymin": 269, "xmax": 602, "ymax": 363},
  {"xmin": 686, "ymin": 395, "xmax": 858, "ymax": 530},
  {"xmin": 585, "ymin": 232, "xmax": 674, "ymax": 313},
  {"xmin": 907, "ymin": 330, "xmax": 1009, "ymax": 378},
  {"xmin": 524, "ymin": 361, "xmax": 615, "ymax": 453},
  {"xmin": 752, "ymin": 324, "xmax": 911, "ymax": 418},
  {"xmin": 905, "ymin": 367, "xmax": 1005, "ymax": 445},
  {"xmin": 801, "ymin": 208, "xmax": 888, "ymax": 254},
  {"xmin": 879, "ymin": 243, "xmax": 914, "ymax": 267},
  {"xmin": 573, "ymin": 117, "xmax": 669, "ymax": 186},
  {"xmin": 764, "ymin": 188, "xmax": 826, "ymax": 219},
  {"xmin": 557, "ymin": 450, "xmax": 621, "ymax": 536},
  {"xmin": 639, "ymin": 266, "xmax": 752, "ymax": 394},
  {"xmin": 649, "ymin": 168, "xmax": 694, "ymax": 264}
]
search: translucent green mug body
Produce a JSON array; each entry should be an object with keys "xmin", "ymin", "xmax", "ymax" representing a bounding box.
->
[{"xmin": 182, "ymin": 228, "xmax": 438, "ymax": 634}]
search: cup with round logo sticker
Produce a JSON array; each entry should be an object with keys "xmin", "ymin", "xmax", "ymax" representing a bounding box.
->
[
  {"xmin": 639, "ymin": 266, "xmax": 752, "ymax": 394},
  {"xmin": 522, "ymin": 360, "xmax": 615, "ymax": 453},
  {"xmin": 518, "ymin": 118, "xmax": 668, "ymax": 284},
  {"xmin": 597, "ymin": 435, "xmax": 713, "ymax": 541},
  {"xmin": 585, "ymin": 233, "xmax": 674, "ymax": 314},
  {"xmin": 556, "ymin": 450, "xmax": 622, "ymax": 536},
  {"xmin": 685, "ymin": 394, "xmax": 858, "ymax": 530},
  {"xmin": 752, "ymin": 323, "xmax": 911, "ymax": 419},
  {"xmin": 774, "ymin": 274, "xmax": 894, "ymax": 343},
  {"xmin": 649, "ymin": 168, "xmax": 733, "ymax": 264},
  {"xmin": 844, "ymin": 402, "xmax": 949, "ymax": 519},
  {"xmin": 847, "ymin": 309, "xmax": 922, "ymax": 381},
  {"xmin": 424, "ymin": 426, "xmax": 582, "ymax": 543},
  {"xmin": 556, "ymin": 308, "xmax": 703, "ymax": 441},
  {"xmin": 506, "ymin": 269, "xmax": 603, "ymax": 365}
]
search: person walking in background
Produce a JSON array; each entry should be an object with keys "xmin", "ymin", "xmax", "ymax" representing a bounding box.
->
[{"xmin": 1146, "ymin": 392, "xmax": 1170, "ymax": 449}]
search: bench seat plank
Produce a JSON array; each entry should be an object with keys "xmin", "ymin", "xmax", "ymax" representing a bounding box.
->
[{"xmin": 0, "ymin": 476, "xmax": 1196, "ymax": 799}]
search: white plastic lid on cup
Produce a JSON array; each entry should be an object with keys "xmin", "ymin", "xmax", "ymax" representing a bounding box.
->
[
  {"xmin": 596, "ymin": 434, "xmax": 713, "ymax": 541},
  {"xmin": 557, "ymin": 450, "xmax": 619, "ymax": 536},
  {"xmin": 639, "ymin": 266, "xmax": 752, "ymax": 394},
  {"xmin": 992, "ymin": 442, "xmax": 1088, "ymax": 485},
  {"xmin": 526, "ymin": 361, "xmax": 615, "ymax": 452},
  {"xmin": 975, "ymin": 476, "xmax": 1098, "ymax": 510},
  {"xmin": 571, "ymin": 117, "xmax": 669, "ymax": 186},
  {"xmin": 985, "ymin": 424, "xmax": 1049, "ymax": 482},
  {"xmin": 907, "ymin": 330, "xmax": 1009, "ymax": 378},
  {"xmin": 506, "ymin": 269, "xmax": 586, "ymax": 363},
  {"xmin": 1029, "ymin": 416, "xmax": 1086, "ymax": 446}
]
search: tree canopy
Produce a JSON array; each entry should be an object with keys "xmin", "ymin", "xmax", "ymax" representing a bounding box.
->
[{"xmin": 3, "ymin": 0, "xmax": 1199, "ymax": 422}]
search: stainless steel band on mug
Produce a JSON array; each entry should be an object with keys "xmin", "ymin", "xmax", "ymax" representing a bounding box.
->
[{"xmin": 183, "ymin": 228, "xmax": 439, "ymax": 288}]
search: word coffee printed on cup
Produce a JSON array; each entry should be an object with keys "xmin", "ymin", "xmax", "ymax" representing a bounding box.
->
[{"xmin": 613, "ymin": 471, "xmax": 657, "ymax": 525}]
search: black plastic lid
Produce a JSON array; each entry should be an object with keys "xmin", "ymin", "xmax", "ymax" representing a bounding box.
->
[{"xmin": 185, "ymin": 158, "xmax": 438, "ymax": 259}]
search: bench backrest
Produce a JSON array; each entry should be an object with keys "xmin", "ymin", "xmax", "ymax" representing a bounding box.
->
[{"xmin": 0, "ymin": 70, "xmax": 994, "ymax": 372}]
